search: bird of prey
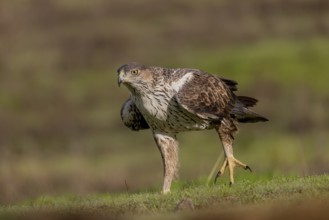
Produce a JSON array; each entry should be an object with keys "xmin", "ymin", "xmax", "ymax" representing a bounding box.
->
[{"xmin": 118, "ymin": 63, "xmax": 268, "ymax": 194}]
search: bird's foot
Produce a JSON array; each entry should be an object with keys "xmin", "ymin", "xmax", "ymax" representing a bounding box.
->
[
  {"xmin": 214, "ymin": 156, "xmax": 252, "ymax": 185},
  {"xmin": 214, "ymin": 158, "xmax": 228, "ymax": 184},
  {"xmin": 244, "ymin": 165, "xmax": 252, "ymax": 173}
]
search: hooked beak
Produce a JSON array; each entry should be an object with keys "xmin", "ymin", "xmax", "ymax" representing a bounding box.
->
[
  {"xmin": 118, "ymin": 71, "xmax": 126, "ymax": 86},
  {"xmin": 118, "ymin": 75, "xmax": 123, "ymax": 86},
  {"xmin": 117, "ymin": 65, "xmax": 125, "ymax": 87}
]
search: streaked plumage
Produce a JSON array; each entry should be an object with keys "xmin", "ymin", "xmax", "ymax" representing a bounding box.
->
[{"xmin": 118, "ymin": 62, "xmax": 268, "ymax": 193}]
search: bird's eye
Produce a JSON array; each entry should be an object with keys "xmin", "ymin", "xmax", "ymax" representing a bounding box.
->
[{"xmin": 130, "ymin": 70, "xmax": 139, "ymax": 75}]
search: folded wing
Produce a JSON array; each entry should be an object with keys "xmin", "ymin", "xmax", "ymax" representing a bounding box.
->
[
  {"xmin": 174, "ymin": 71, "xmax": 236, "ymax": 121},
  {"xmin": 120, "ymin": 98, "xmax": 150, "ymax": 131}
]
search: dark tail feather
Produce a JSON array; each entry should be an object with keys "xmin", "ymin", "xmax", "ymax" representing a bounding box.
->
[
  {"xmin": 233, "ymin": 96, "xmax": 268, "ymax": 123},
  {"xmin": 237, "ymin": 109, "xmax": 269, "ymax": 123},
  {"xmin": 237, "ymin": 96, "xmax": 258, "ymax": 107}
]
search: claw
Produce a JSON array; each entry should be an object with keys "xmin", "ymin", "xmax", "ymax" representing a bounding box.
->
[
  {"xmin": 214, "ymin": 171, "xmax": 221, "ymax": 184},
  {"xmin": 245, "ymin": 165, "xmax": 252, "ymax": 172}
]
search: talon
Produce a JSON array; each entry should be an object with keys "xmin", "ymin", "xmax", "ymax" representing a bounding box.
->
[
  {"xmin": 214, "ymin": 171, "xmax": 221, "ymax": 184},
  {"xmin": 245, "ymin": 165, "xmax": 252, "ymax": 172}
]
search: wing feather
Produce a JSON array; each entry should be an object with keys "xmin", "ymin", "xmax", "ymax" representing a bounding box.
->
[
  {"xmin": 174, "ymin": 70, "xmax": 236, "ymax": 120},
  {"xmin": 220, "ymin": 78, "xmax": 238, "ymax": 91},
  {"xmin": 120, "ymin": 98, "xmax": 149, "ymax": 131}
]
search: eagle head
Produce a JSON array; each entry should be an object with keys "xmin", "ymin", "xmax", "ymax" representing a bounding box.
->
[{"xmin": 117, "ymin": 62, "xmax": 153, "ymax": 93}]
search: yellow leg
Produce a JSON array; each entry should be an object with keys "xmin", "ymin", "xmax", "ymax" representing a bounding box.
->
[
  {"xmin": 214, "ymin": 119, "xmax": 252, "ymax": 186},
  {"xmin": 227, "ymin": 156, "xmax": 252, "ymax": 186},
  {"xmin": 215, "ymin": 155, "xmax": 252, "ymax": 185}
]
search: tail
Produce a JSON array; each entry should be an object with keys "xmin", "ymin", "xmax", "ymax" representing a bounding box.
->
[{"xmin": 232, "ymin": 96, "xmax": 269, "ymax": 123}]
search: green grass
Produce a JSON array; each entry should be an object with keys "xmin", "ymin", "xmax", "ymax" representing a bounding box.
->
[{"xmin": 1, "ymin": 174, "xmax": 329, "ymax": 218}]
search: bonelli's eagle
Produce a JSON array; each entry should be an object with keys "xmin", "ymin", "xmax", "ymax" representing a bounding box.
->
[{"xmin": 118, "ymin": 63, "xmax": 268, "ymax": 194}]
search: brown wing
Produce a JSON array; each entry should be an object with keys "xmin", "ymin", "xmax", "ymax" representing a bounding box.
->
[
  {"xmin": 121, "ymin": 98, "xmax": 150, "ymax": 131},
  {"xmin": 175, "ymin": 71, "xmax": 236, "ymax": 120}
]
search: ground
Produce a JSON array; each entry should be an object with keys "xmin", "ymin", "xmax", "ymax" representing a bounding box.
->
[{"xmin": 1, "ymin": 175, "xmax": 329, "ymax": 219}]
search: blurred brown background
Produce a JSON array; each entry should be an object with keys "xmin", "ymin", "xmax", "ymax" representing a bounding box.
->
[{"xmin": 0, "ymin": 0, "xmax": 329, "ymax": 204}]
